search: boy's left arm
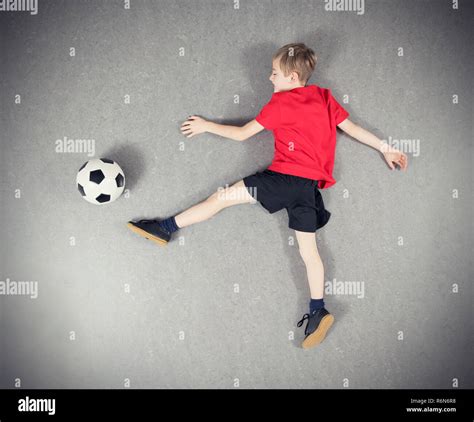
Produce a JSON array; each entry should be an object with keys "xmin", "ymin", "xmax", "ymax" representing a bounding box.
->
[{"xmin": 337, "ymin": 119, "xmax": 408, "ymax": 170}]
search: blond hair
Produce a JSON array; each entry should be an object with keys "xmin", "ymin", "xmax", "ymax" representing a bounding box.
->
[{"xmin": 273, "ymin": 43, "xmax": 317, "ymax": 85}]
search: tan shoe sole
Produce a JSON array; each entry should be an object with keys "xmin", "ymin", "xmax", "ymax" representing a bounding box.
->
[
  {"xmin": 301, "ymin": 314, "xmax": 334, "ymax": 349},
  {"xmin": 126, "ymin": 223, "xmax": 168, "ymax": 247}
]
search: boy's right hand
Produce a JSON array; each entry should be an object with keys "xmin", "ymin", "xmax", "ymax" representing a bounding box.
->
[{"xmin": 180, "ymin": 115, "xmax": 209, "ymax": 138}]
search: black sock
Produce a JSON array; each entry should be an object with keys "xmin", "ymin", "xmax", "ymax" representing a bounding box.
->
[
  {"xmin": 158, "ymin": 216, "xmax": 180, "ymax": 233},
  {"xmin": 309, "ymin": 298, "xmax": 325, "ymax": 314}
]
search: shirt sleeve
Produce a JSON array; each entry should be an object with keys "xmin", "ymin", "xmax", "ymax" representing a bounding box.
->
[
  {"xmin": 255, "ymin": 95, "xmax": 281, "ymax": 130},
  {"xmin": 327, "ymin": 89, "xmax": 349, "ymax": 125}
]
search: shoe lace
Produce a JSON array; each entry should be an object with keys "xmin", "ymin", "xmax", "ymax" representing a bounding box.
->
[{"xmin": 297, "ymin": 313, "xmax": 310, "ymax": 329}]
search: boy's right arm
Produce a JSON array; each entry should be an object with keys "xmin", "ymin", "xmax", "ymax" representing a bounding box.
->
[
  {"xmin": 206, "ymin": 119, "xmax": 265, "ymax": 141},
  {"xmin": 181, "ymin": 115, "xmax": 264, "ymax": 141}
]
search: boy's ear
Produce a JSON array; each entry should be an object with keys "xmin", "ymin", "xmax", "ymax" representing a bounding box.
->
[{"xmin": 290, "ymin": 70, "xmax": 300, "ymax": 82}]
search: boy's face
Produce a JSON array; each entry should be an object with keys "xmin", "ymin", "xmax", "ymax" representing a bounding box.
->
[{"xmin": 269, "ymin": 59, "xmax": 304, "ymax": 92}]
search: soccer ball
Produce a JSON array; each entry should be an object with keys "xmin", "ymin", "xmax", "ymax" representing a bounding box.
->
[{"xmin": 76, "ymin": 158, "xmax": 125, "ymax": 205}]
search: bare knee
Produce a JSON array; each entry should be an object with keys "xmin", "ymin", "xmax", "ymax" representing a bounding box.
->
[
  {"xmin": 299, "ymin": 246, "xmax": 320, "ymax": 264},
  {"xmin": 207, "ymin": 186, "xmax": 234, "ymax": 209},
  {"xmin": 208, "ymin": 182, "xmax": 252, "ymax": 209},
  {"xmin": 206, "ymin": 190, "xmax": 224, "ymax": 209}
]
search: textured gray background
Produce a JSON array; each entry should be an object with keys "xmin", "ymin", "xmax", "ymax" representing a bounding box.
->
[{"xmin": 1, "ymin": 0, "xmax": 472, "ymax": 389}]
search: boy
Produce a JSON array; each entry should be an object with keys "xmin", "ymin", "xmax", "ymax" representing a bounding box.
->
[{"xmin": 127, "ymin": 43, "xmax": 408, "ymax": 349}]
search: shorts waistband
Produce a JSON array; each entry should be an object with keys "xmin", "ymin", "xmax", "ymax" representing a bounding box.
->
[{"xmin": 266, "ymin": 169, "xmax": 318, "ymax": 185}]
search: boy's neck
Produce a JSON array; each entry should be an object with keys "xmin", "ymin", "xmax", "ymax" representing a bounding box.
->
[{"xmin": 277, "ymin": 84, "xmax": 307, "ymax": 93}]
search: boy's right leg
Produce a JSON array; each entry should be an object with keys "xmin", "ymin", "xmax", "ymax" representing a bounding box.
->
[
  {"xmin": 127, "ymin": 180, "xmax": 255, "ymax": 245},
  {"xmin": 175, "ymin": 180, "xmax": 254, "ymax": 228}
]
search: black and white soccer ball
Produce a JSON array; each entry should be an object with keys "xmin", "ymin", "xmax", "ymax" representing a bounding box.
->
[{"xmin": 76, "ymin": 158, "xmax": 125, "ymax": 205}]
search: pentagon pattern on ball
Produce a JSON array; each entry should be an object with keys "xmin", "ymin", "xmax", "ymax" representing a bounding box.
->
[
  {"xmin": 115, "ymin": 173, "xmax": 125, "ymax": 188},
  {"xmin": 89, "ymin": 169, "xmax": 105, "ymax": 184},
  {"xmin": 77, "ymin": 183, "xmax": 86, "ymax": 197},
  {"xmin": 96, "ymin": 193, "xmax": 111, "ymax": 203}
]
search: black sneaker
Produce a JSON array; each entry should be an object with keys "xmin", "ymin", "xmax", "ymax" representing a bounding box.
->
[
  {"xmin": 297, "ymin": 307, "xmax": 334, "ymax": 349},
  {"xmin": 127, "ymin": 219, "xmax": 171, "ymax": 246}
]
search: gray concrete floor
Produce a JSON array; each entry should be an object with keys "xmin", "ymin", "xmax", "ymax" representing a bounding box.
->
[{"xmin": 1, "ymin": 0, "xmax": 472, "ymax": 388}]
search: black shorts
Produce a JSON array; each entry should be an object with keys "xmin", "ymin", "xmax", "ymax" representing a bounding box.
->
[{"xmin": 243, "ymin": 169, "xmax": 331, "ymax": 233}]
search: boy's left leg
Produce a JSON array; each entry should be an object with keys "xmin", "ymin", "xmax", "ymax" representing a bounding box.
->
[
  {"xmin": 295, "ymin": 230, "xmax": 334, "ymax": 349},
  {"xmin": 127, "ymin": 180, "xmax": 254, "ymax": 246}
]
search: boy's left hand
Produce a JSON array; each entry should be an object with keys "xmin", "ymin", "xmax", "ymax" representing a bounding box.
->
[
  {"xmin": 382, "ymin": 147, "xmax": 408, "ymax": 170},
  {"xmin": 180, "ymin": 115, "xmax": 209, "ymax": 138}
]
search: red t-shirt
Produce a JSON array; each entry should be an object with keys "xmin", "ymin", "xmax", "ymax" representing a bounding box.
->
[{"xmin": 255, "ymin": 84, "xmax": 349, "ymax": 189}]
